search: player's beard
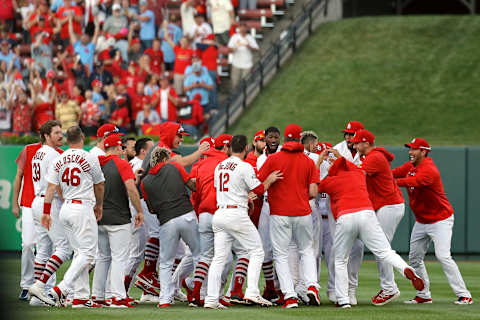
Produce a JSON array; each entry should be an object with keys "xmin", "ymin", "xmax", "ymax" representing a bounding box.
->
[{"xmin": 255, "ymin": 145, "xmax": 264, "ymax": 154}]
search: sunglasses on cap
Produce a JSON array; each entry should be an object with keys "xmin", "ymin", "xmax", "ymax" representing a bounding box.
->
[{"xmin": 104, "ymin": 127, "xmax": 120, "ymax": 136}]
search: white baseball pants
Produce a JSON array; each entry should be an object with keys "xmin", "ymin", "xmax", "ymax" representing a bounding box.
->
[
  {"xmin": 258, "ymin": 200, "xmax": 273, "ymax": 262},
  {"xmin": 409, "ymin": 215, "xmax": 471, "ymax": 299},
  {"xmin": 205, "ymin": 208, "xmax": 264, "ymax": 305},
  {"xmin": 334, "ymin": 210, "xmax": 410, "ymax": 305},
  {"xmin": 321, "ymin": 216, "xmax": 335, "ymax": 294},
  {"xmin": 270, "ymin": 214, "xmax": 319, "ymax": 300},
  {"xmin": 125, "ymin": 200, "xmax": 149, "ymax": 286},
  {"xmin": 375, "ymin": 203, "xmax": 405, "ymax": 295},
  {"xmin": 158, "ymin": 211, "xmax": 200, "ymax": 305},
  {"xmin": 92, "ymin": 223, "xmax": 131, "ymax": 300},
  {"xmin": 57, "ymin": 200, "xmax": 98, "ymax": 299},
  {"xmin": 20, "ymin": 206, "xmax": 36, "ymax": 290}
]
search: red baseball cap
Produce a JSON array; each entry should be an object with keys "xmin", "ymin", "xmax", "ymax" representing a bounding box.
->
[
  {"xmin": 116, "ymin": 96, "xmax": 127, "ymax": 105},
  {"xmin": 132, "ymin": 38, "xmax": 140, "ymax": 45},
  {"xmin": 350, "ymin": 129, "xmax": 375, "ymax": 144},
  {"xmin": 316, "ymin": 142, "xmax": 333, "ymax": 153},
  {"xmin": 91, "ymin": 79, "xmax": 103, "ymax": 87},
  {"xmin": 104, "ymin": 135, "xmax": 122, "ymax": 148},
  {"xmin": 405, "ymin": 138, "xmax": 431, "ymax": 151},
  {"xmin": 254, "ymin": 130, "xmax": 265, "ymax": 142},
  {"xmin": 342, "ymin": 121, "xmax": 365, "ymax": 134},
  {"xmin": 214, "ymin": 134, "xmax": 232, "ymax": 148},
  {"xmin": 284, "ymin": 124, "xmax": 302, "ymax": 139},
  {"xmin": 46, "ymin": 70, "xmax": 56, "ymax": 78},
  {"xmin": 97, "ymin": 124, "xmax": 123, "ymax": 138},
  {"xmin": 200, "ymin": 136, "xmax": 215, "ymax": 148}
]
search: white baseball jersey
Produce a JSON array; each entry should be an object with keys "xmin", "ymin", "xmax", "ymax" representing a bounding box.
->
[
  {"xmin": 89, "ymin": 146, "xmax": 106, "ymax": 157},
  {"xmin": 215, "ymin": 155, "xmax": 262, "ymax": 209},
  {"xmin": 129, "ymin": 156, "xmax": 144, "ymax": 214},
  {"xmin": 32, "ymin": 145, "xmax": 61, "ymax": 197},
  {"xmin": 304, "ymin": 149, "xmax": 320, "ymax": 164},
  {"xmin": 256, "ymin": 145, "xmax": 281, "ymax": 170},
  {"xmin": 333, "ymin": 140, "xmax": 362, "ymax": 165},
  {"xmin": 47, "ymin": 148, "xmax": 105, "ymax": 201}
]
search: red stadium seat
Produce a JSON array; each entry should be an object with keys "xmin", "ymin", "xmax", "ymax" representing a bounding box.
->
[
  {"xmin": 238, "ymin": 9, "xmax": 273, "ymax": 19},
  {"xmin": 257, "ymin": 0, "xmax": 285, "ymax": 14}
]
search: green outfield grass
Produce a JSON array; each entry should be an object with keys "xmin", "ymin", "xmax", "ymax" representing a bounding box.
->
[
  {"xmin": 4, "ymin": 257, "xmax": 479, "ymax": 320},
  {"xmin": 229, "ymin": 16, "xmax": 480, "ymax": 146}
]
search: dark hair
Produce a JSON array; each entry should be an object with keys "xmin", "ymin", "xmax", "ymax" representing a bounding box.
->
[
  {"xmin": 231, "ymin": 135, "xmax": 248, "ymax": 153},
  {"xmin": 135, "ymin": 137, "xmax": 153, "ymax": 155},
  {"xmin": 39, "ymin": 120, "xmax": 61, "ymax": 143},
  {"xmin": 123, "ymin": 136, "xmax": 136, "ymax": 145},
  {"xmin": 66, "ymin": 126, "xmax": 84, "ymax": 144},
  {"xmin": 265, "ymin": 126, "xmax": 280, "ymax": 136},
  {"xmin": 300, "ymin": 131, "xmax": 318, "ymax": 145},
  {"xmin": 285, "ymin": 137, "xmax": 299, "ymax": 142}
]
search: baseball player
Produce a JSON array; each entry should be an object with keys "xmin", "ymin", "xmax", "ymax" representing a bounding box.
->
[
  {"xmin": 28, "ymin": 121, "xmax": 73, "ymax": 307},
  {"xmin": 122, "ymin": 137, "xmax": 137, "ymax": 161},
  {"xmin": 12, "ymin": 141, "xmax": 42, "ymax": 300},
  {"xmin": 90, "ymin": 124, "xmax": 122, "ymax": 156},
  {"xmin": 140, "ymin": 147, "xmax": 201, "ymax": 308},
  {"xmin": 204, "ymin": 135, "xmax": 281, "ymax": 309},
  {"xmin": 332, "ymin": 120, "xmax": 365, "ymax": 305},
  {"xmin": 91, "ymin": 135, "xmax": 144, "ymax": 308},
  {"xmin": 393, "ymin": 138, "xmax": 473, "ymax": 305},
  {"xmin": 39, "ymin": 126, "xmax": 105, "ymax": 308},
  {"xmin": 258, "ymin": 124, "xmax": 321, "ymax": 309},
  {"xmin": 317, "ymin": 156, "xmax": 424, "ymax": 308},
  {"xmin": 315, "ymin": 142, "xmax": 336, "ymax": 303},
  {"xmin": 256, "ymin": 126, "xmax": 282, "ymax": 302},
  {"xmin": 348, "ymin": 129, "xmax": 405, "ymax": 305}
]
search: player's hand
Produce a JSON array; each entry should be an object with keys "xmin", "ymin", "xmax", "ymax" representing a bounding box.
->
[
  {"xmin": 267, "ymin": 170, "xmax": 283, "ymax": 183},
  {"xmin": 248, "ymin": 198, "xmax": 255, "ymax": 214},
  {"xmin": 326, "ymin": 148, "xmax": 342, "ymax": 159},
  {"xmin": 248, "ymin": 191, "xmax": 258, "ymax": 201},
  {"xmin": 318, "ymin": 149, "xmax": 329, "ymax": 163},
  {"xmin": 41, "ymin": 214, "xmax": 52, "ymax": 231},
  {"xmin": 94, "ymin": 205, "xmax": 103, "ymax": 222},
  {"xmin": 198, "ymin": 141, "xmax": 210, "ymax": 153},
  {"xmin": 12, "ymin": 203, "xmax": 21, "ymax": 219},
  {"xmin": 134, "ymin": 212, "xmax": 143, "ymax": 228}
]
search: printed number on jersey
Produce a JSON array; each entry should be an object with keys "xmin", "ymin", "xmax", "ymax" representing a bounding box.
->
[
  {"xmin": 32, "ymin": 163, "xmax": 41, "ymax": 182},
  {"xmin": 61, "ymin": 168, "xmax": 81, "ymax": 186},
  {"xmin": 219, "ymin": 172, "xmax": 230, "ymax": 192}
]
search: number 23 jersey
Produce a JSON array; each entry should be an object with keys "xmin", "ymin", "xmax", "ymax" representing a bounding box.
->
[
  {"xmin": 47, "ymin": 148, "xmax": 105, "ymax": 201},
  {"xmin": 32, "ymin": 145, "xmax": 62, "ymax": 197},
  {"xmin": 214, "ymin": 155, "xmax": 262, "ymax": 209}
]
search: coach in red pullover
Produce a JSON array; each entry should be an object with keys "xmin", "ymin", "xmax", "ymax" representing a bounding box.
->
[
  {"xmin": 392, "ymin": 138, "xmax": 472, "ymax": 305},
  {"xmin": 318, "ymin": 156, "xmax": 424, "ymax": 308},
  {"xmin": 350, "ymin": 129, "xmax": 405, "ymax": 305},
  {"xmin": 258, "ymin": 124, "xmax": 320, "ymax": 308}
]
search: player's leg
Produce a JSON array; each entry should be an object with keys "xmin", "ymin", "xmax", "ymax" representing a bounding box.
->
[
  {"xmin": 258, "ymin": 202, "xmax": 277, "ymax": 299},
  {"xmin": 427, "ymin": 216, "xmax": 472, "ymax": 302},
  {"xmin": 321, "ymin": 216, "xmax": 335, "ymax": 301},
  {"xmin": 293, "ymin": 214, "xmax": 320, "ymax": 305},
  {"xmin": 288, "ymin": 241, "xmax": 308, "ymax": 303},
  {"xmin": 136, "ymin": 208, "xmax": 161, "ymax": 292},
  {"xmin": 407, "ymin": 221, "xmax": 432, "ymax": 301},
  {"xmin": 158, "ymin": 218, "xmax": 182, "ymax": 306},
  {"xmin": 108, "ymin": 224, "xmax": 134, "ymax": 307},
  {"xmin": 229, "ymin": 253, "xmax": 249, "ymax": 302},
  {"xmin": 372, "ymin": 203, "xmax": 405, "ymax": 303},
  {"xmin": 92, "ymin": 225, "xmax": 111, "ymax": 302},
  {"xmin": 205, "ymin": 210, "xmax": 234, "ymax": 308},
  {"xmin": 333, "ymin": 213, "xmax": 358, "ymax": 307},
  {"xmin": 20, "ymin": 206, "xmax": 37, "ymax": 299},
  {"xmin": 125, "ymin": 214, "xmax": 147, "ymax": 293},
  {"xmin": 270, "ymin": 215, "xmax": 297, "ymax": 302},
  {"xmin": 347, "ymin": 239, "xmax": 364, "ymax": 304}
]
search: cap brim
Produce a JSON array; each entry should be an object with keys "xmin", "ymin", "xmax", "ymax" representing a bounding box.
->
[
  {"xmin": 404, "ymin": 143, "xmax": 412, "ymax": 148},
  {"xmin": 177, "ymin": 132, "xmax": 189, "ymax": 136},
  {"xmin": 342, "ymin": 130, "xmax": 356, "ymax": 134}
]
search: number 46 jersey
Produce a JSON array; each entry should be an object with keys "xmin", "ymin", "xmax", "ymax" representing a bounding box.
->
[
  {"xmin": 32, "ymin": 145, "xmax": 62, "ymax": 197},
  {"xmin": 47, "ymin": 148, "xmax": 105, "ymax": 201},
  {"xmin": 214, "ymin": 155, "xmax": 262, "ymax": 210}
]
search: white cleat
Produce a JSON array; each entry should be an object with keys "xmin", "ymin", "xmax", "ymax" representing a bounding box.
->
[
  {"xmin": 349, "ymin": 292, "xmax": 357, "ymax": 306},
  {"xmin": 204, "ymin": 302, "xmax": 228, "ymax": 309},
  {"xmin": 29, "ymin": 282, "xmax": 55, "ymax": 306},
  {"xmin": 244, "ymin": 295, "xmax": 273, "ymax": 307},
  {"xmin": 139, "ymin": 292, "xmax": 159, "ymax": 303},
  {"xmin": 173, "ymin": 289, "xmax": 188, "ymax": 302},
  {"xmin": 327, "ymin": 291, "xmax": 337, "ymax": 303},
  {"xmin": 29, "ymin": 296, "xmax": 49, "ymax": 307}
]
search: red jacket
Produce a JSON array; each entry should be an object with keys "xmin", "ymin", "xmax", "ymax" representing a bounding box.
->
[
  {"xmin": 195, "ymin": 148, "xmax": 229, "ymax": 214},
  {"xmin": 318, "ymin": 157, "xmax": 374, "ymax": 220},
  {"xmin": 361, "ymin": 147, "xmax": 404, "ymax": 211},
  {"xmin": 153, "ymin": 87, "xmax": 178, "ymax": 122},
  {"xmin": 258, "ymin": 141, "xmax": 319, "ymax": 217},
  {"xmin": 393, "ymin": 157, "xmax": 453, "ymax": 224}
]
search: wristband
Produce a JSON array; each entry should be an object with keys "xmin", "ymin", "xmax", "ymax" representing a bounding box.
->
[{"xmin": 43, "ymin": 202, "xmax": 52, "ymax": 215}]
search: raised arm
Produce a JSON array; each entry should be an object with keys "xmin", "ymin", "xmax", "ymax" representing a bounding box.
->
[{"xmin": 68, "ymin": 15, "xmax": 78, "ymax": 45}]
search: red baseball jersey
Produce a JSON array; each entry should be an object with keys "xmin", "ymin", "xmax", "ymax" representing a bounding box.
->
[
  {"xmin": 16, "ymin": 143, "xmax": 42, "ymax": 208},
  {"xmin": 393, "ymin": 157, "xmax": 453, "ymax": 224}
]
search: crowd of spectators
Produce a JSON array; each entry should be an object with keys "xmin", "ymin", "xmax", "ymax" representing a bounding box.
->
[{"xmin": 0, "ymin": 0, "xmax": 260, "ymax": 140}]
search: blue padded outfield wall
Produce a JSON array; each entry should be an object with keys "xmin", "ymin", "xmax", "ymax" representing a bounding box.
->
[{"xmin": 0, "ymin": 145, "xmax": 479, "ymax": 253}]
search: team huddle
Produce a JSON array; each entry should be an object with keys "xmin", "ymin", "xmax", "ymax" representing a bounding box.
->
[{"xmin": 14, "ymin": 119, "xmax": 473, "ymax": 309}]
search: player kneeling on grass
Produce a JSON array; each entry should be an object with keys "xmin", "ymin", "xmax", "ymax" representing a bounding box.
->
[
  {"xmin": 140, "ymin": 146, "xmax": 201, "ymax": 308},
  {"xmin": 317, "ymin": 155, "xmax": 425, "ymax": 309},
  {"xmin": 90, "ymin": 135, "xmax": 144, "ymax": 308},
  {"xmin": 204, "ymin": 135, "xmax": 282, "ymax": 309},
  {"xmin": 393, "ymin": 138, "xmax": 473, "ymax": 305}
]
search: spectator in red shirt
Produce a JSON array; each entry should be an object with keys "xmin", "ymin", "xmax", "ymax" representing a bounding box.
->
[
  {"xmin": 144, "ymin": 38, "xmax": 164, "ymax": 75},
  {"xmin": 26, "ymin": 0, "xmax": 53, "ymax": 39},
  {"xmin": 12, "ymin": 91, "xmax": 33, "ymax": 135},
  {"xmin": 258, "ymin": 123, "xmax": 320, "ymax": 308},
  {"xmin": 56, "ymin": 1, "xmax": 83, "ymax": 46},
  {"xmin": 0, "ymin": 0, "xmax": 16, "ymax": 32},
  {"xmin": 80, "ymin": 90, "xmax": 101, "ymax": 136},
  {"xmin": 130, "ymin": 81, "xmax": 146, "ymax": 121},
  {"xmin": 197, "ymin": 34, "xmax": 218, "ymax": 109},
  {"xmin": 151, "ymin": 74, "xmax": 177, "ymax": 122},
  {"xmin": 30, "ymin": 16, "xmax": 54, "ymax": 46},
  {"xmin": 177, "ymin": 94, "xmax": 204, "ymax": 140},
  {"xmin": 162, "ymin": 20, "xmax": 194, "ymax": 95},
  {"xmin": 110, "ymin": 96, "xmax": 130, "ymax": 133}
]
